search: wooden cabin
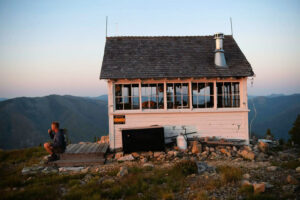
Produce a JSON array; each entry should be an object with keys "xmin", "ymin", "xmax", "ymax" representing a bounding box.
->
[{"xmin": 100, "ymin": 33, "xmax": 254, "ymax": 150}]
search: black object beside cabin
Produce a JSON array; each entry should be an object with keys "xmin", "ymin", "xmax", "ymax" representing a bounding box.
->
[{"xmin": 121, "ymin": 126, "xmax": 165, "ymax": 153}]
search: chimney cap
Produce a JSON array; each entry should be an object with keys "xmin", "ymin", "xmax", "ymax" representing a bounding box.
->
[{"xmin": 214, "ymin": 33, "xmax": 224, "ymax": 39}]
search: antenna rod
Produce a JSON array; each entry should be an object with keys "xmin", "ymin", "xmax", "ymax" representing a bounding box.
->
[
  {"xmin": 230, "ymin": 17, "xmax": 233, "ymax": 37},
  {"xmin": 106, "ymin": 16, "xmax": 108, "ymax": 38}
]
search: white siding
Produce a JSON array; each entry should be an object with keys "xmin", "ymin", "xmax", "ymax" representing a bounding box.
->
[{"xmin": 106, "ymin": 77, "xmax": 250, "ymax": 150}]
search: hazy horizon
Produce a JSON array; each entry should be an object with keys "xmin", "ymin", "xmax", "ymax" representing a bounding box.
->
[{"xmin": 1, "ymin": 0, "xmax": 300, "ymax": 98}]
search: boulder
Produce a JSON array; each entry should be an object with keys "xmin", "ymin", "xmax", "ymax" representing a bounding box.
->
[
  {"xmin": 286, "ymin": 175, "xmax": 299, "ymax": 185},
  {"xmin": 258, "ymin": 141, "xmax": 269, "ymax": 153},
  {"xmin": 98, "ymin": 135, "xmax": 109, "ymax": 144},
  {"xmin": 167, "ymin": 151, "xmax": 175, "ymax": 157},
  {"xmin": 140, "ymin": 157, "xmax": 148, "ymax": 163},
  {"xmin": 118, "ymin": 154, "xmax": 135, "ymax": 162},
  {"xmin": 143, "ymin": 163, "xmax": 154, "ymax": 168},
  {"xmin": 191, "ymin": 141, "xmax": 202, "ymax": 154},
  {"xmin": 233, "ymin": 146, "xmax": 238, "ymax": 152},
  {"xmin": 114, "ymin": 152, "xmax": 124, "ymax": 159},
  {"xmin": 154, "ymin": 152, "xmax": 164, "ymax": 158},
  {"xmin": 243, "ymin": 173, "xmax": 251, "ymax": 179},
  {"xmin": 239, "ymin": 150, "xmax": 255, "ymax": 161},
  {"xmin": 267, "ymin": 166, "xmax": 277, "ymax": 172},
  {"xmin": 59, "ymin": 167, "xmax": 84, "ymax": 173},
  {"xmin": 253, "ymin": 182, "xmax": 266, "ymax": 194},
  {"xmin": 220, "ymin": 148, "xmax": 231, "ymax": 157},
  {"xmin": 117, "ymin": 166, "xmax": 128, "ymax": 177},
  {"xmin": 131, "ymin": 152, "xmax": 139, "ymax": 158}
]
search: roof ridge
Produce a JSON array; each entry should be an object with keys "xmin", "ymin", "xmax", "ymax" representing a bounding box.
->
[{"xmin": 106, "ymin": 35, "xmax": 233, "ymax": 39}]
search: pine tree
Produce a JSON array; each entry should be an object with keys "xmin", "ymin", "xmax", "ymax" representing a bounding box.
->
[
  {"xmin": 289, "ymin": 114, "xmax": 300, "ymax": 145},
  {"xmin": 265, "ymin": 128, "xmax": 274, "ymax": 140}
]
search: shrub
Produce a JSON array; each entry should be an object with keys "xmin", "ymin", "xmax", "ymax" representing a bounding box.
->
[
  {"xmin": 217, "ymin": 165, "xmax": 243, "ymax": 184},
  {"xmin": 174, "ymin": 160, "xmax": 198, "ymax": 176}
]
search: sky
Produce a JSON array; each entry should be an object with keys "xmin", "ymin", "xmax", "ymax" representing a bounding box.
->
[{"xmin": 0, "ymin": 0, "xmax": 299, "ymax": 98}]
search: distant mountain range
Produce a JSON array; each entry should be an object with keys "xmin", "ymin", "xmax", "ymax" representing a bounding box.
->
[
  {"xmin": 0, "ymin": 95, "xmax": 108, "ymax": 149},
  {"xmin": 0, "ymin": 93, "xmax": 299, "ymax": 149},
  {"xmin": 249, "ymin": 94, "xmax": 300, "ymax": 140}
]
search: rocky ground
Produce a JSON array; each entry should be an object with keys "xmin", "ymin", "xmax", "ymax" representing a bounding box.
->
[{"xmin": 1, "ymin": 141, "xmax": 299, "ymax": 199}]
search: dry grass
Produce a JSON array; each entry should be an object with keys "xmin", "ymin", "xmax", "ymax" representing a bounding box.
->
[{"xmin": 217, "ymin": 165, "xmax": 243, "ymax": 184}]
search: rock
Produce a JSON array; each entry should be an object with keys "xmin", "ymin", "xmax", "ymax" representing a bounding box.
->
[
  {"xmin": 220, "ymin": 148, "xmax": 231, "ymax": 157},
  {"xmin": 22, "ymin": 166, "xmax": 44, "ymax": 175},
  {"xmin": 258, "ymin": 141, "xmax": 269, "ymax": 153},
  {"xmin": 42, "ymin": 166, "xmax": 58, "ymax": 174},
  {"xmin": 143, "ymin": 163, "xmax": 154, "ymax": 168},
  {"xmin": 286, "ymin": 175, "xmax": 299, "ymax": 185},
  {"xmin": 59, "ymin": 167, "xmax": 84, "ymax": 173},
  {"xmin": 140, "ymin": 157, "xmax": 148, "ymax": 163},
  {"xmin": 83, "ymin": 174, "xmax": 93, "ymax": 183},
  {"xmin": 98, "ymin": 135, "xmax": 109, "ymax": 144},
  {"xmin": 253, "ymin": 182, "xmax": 265, "ymax": 194},
  {"xmin": 264, "ymin": 182, "xmax": 274, "ymax": 189},
  {"xmin": 191, "ymin": 141, "xmax": 202, "ymax": 154},
  {"xmin": 243, "ymin": 173, "xmax": 251, "ymax": 179},
  {"xmin": 209, "ymin": 147, "xmax": 215, "ymax": 152},
  {"xmin": 239, "ymin": 150, "xmax": 255, "ymax": 161},
  {"xmin": 267, "ymin": 166, "xmax": 277, "ymax": 172},
  {"xmin": 243, "ymin": 145, "xmax": 252, "ymax": 152},
  {"xmin": 154, "ymin": 152, "xmax": 164, "ymax": 158},
  {"xmin": 81, "ymin": 167, "xmax": 90, "ymax": 173},
  {"xmin": 167, "ymin": 151, "xmax": 175, "ymax": 157},
  {"xmin": 118, "ymin": 154, "xmax": 135, "ymax": 162},
  {"xmin": 295, "ymin": 166, "xmax": 300, "ymax": 173},
  {"xmin": 114, "ymin": 152, "xmax": 124, "ymax": 159},
  {"xmin": 241, "ymin": 180, "xmax": 252, "ymax": 187},
  {"xmin": 196, "ymin": 162, "xmax": 215, "ymax": 174},
  {"xmin": 117, "ymin": 166, "xmax": 128, "ymax": 177},
  {"xmin": 131, "ymin": 152, "xmax": 139, "ymax": 158},
  {"xmin": 256, "ymin": 152, "xmax": 267, "ymax": 161}
]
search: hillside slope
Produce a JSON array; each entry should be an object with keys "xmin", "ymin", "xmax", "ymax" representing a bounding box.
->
[
  {"xmin": 248, "ymin": 94, "xmax": 300, "ymax": 140},
  {"xmin": 0, "ymin": 95, "xmax": 108, "ymax": 149}
]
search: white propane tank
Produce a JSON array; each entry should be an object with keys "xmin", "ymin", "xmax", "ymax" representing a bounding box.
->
[{"xmin": 177, "ymin": 134, "xmax": 187, "ymax": 150}]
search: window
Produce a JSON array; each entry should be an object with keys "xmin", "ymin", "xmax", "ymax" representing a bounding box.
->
[
  {"xmin": 192, "ymin": 82, "xmax": 214, "ymax": 108},
  {"xmin": 115, "ymin": 84, "xmax": 139, "ymax": 110},
  {"xmin": 141, "ymin": 83, "xmax": 164, "ymax": 109},
  {"xmin": 167, "ymin": 83, "xmax": 189, "ymax": 109},
  {"xmin": 217, "ymin": 82, "xmax": 240, "ymax": 108}
]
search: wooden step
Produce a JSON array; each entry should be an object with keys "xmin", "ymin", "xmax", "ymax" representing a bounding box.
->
[{"xmin": 48, "ymin": 158, "xmax": 105, "ymax": 167}]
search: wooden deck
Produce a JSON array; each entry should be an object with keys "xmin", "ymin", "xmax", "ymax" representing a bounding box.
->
[{"xmin": 48, "ymin": 143, "xmax": 108, "ymax": 167}]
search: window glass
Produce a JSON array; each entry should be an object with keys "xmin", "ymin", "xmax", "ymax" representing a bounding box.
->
[
  {"xmin": 217, "ymin": 82, "xmax": 240, "ymax": 108},
  {"xmin": 167, "ymin": 83, "xmax": 189, "ymax": 109},
  {"xmin": 192, "ymin": 82, "xmax": 214, "ymax": 108},
  {"xmin": 115, "ymin": 84, "xmax": 140, "ymax": 110},
  {"xmin": 141, "ymin": 83, "xmax": 164, "ymax": 109}
]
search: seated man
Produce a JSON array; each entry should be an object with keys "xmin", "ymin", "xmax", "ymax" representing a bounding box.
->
[{"xmin": 44, "ymin": 121, "xmax": 66, "ymax": 162}]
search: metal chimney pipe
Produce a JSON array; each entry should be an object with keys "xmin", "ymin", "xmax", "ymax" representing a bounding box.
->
[{"xmin": 214, "ymin": 33, "xmax": 227, "ymax": 67}]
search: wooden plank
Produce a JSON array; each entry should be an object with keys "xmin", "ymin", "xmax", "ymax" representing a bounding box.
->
[
  {"xmin": 73, "ymin": 144, "xmax": 86, "ymax": 154},
  {"xmin": 79, "ymin": 143, "xmax": 90, "ymax": 153},
  {"xmin": 86, "ymin": 143, "xmax": 98, "ymax": 153},
  {"xmin": 65, "ymin": 144, "xmax": 77, "ymax": 153},
  {"xmin": 90, "ymin": 143, "xmax": 100, "ymax": 153},
  {"xmin": 101, "ymin": 143, "xmax": 108, "ymax": 153}
]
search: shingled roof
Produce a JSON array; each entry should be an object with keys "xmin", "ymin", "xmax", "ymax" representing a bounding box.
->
[{"xmin": 100, "ymin": 35, "xmax": 254, "ymax": 79}]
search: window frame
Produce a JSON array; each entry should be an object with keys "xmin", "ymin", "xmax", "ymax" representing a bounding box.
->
[
  {"xmin": 216, "ymin": 81, "xmax": 240, "ymax": 108},
  {"xmin": 114, "ymin": 83, "xmax": 140, "ymax": 110},
  {"xmin": 166, "ymin": 82, "xmax": 190, "ymax": 109},
  {"xmin": 192, "ymin": 82, "xmax": 214, "ymax": 109},
  {"xmin": 141, "ymin": 83, "xmax": 164, "ymax": 109}
]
